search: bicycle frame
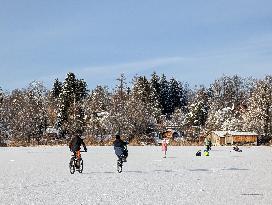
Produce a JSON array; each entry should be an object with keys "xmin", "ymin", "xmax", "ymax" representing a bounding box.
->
[{"xmin": 69, "ymin": 150, "xmax": 86, "ymax": 174}]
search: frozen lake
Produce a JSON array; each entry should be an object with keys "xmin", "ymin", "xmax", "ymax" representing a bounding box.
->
[{"xmin": 0, "ymin": 146, "xmax": 271, "ymax": 205}]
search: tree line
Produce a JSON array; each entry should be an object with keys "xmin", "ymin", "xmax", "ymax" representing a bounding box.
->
[{"xmin": 0, "ymin": 72, "xmax": 271, "ymax": 146}]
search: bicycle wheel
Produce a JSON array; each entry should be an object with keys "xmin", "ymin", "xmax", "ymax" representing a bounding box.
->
[
  {"xmin": 69, "ymin": 158, "xmax": 75, "ymax": 174},
  {"xmin": 117, "ymin": 160, "xmax": 122, "ymax": 173},
  {"xmin": 78, "ymin": 159, "xmax": 83, "ymax": 173}
]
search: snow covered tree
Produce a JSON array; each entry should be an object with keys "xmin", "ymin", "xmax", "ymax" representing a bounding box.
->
[
  {"xmin": 25, "ymin": 81, "xmax": 48, "ymax": 143},
  {"xmin": 243, "ymin": 76, "xmax": 272, "ymax": 143},
  {"xmin": 167, "ymin": 108, "xmax": 187, "ymax": 133},
  {"xmin": 169, "ymin": 78, "xmax": 186, "ymax": 114},
  {"xmin": 186, "ymin": 87, "xmax": 209, "ymax": 127},
  {"xmin": 87, "ymin": 85, "xmax": 110, "ymax": 113},
  {"xmin": 3, "ymin": 89, "xmax": 25, "ymax": 141},
  {"xmin": 55, "ymin": 72, "xmax": 89, "ymax": 137},
  {"xmin": 4, "ymin": 82, "xmax": 48, "ymax": 144},
  {"xmin": 52, "ymin": 78, "xmax": 62, "ymax": 98},
  {"xmin": 208, "ymin": 75, "xmax": 251, "ymax": 110},
  {"xmin": 0, "ymin": 88, "xmax": 9, "ymax": 144},
  {"xmin": 206, "ymin": 75, "xmax": 253, "ymax": 132},
  {"xmin": 125, "ymin": 75, "xmax": 157, "ymax": 140},
  {"xmin": 84, "ymin": 85, "xmax": 111, "ymax": 139},
  {"xmin": 0, "ymin": 87, "xmax": 3, "ymax": 104},
  {"xmin": 149, "ymin": 72, "xmax": 162, "ymax": 119},
  {"xmin": 206, "ymin": 106, "xmax": 244, "ymax": 131},
  {"xmin": 150, "ymin": 72, "xmax": 160, "ymax": 96},
  {"xmin": 108, "ymin": 74, "xmax": 129, "ymax": 136}
]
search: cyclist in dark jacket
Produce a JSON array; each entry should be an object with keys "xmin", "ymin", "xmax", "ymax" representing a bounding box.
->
[
  {"xmin": 113, "ymin": 134, "xmax": 128, "ymax": 161},
  {"xmin": 69, "ymin": 134, "xmax": 87, "ymax": 159}
]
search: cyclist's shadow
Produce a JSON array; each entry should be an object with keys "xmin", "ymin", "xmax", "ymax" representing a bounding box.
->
[{"xmin": 81, "ymin": 171, "xmax": 115, "ymax": 174}]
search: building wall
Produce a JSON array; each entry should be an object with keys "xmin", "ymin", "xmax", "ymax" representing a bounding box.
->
[
  {"xmin": 211, "ymin": 133, "xmax": 222, "ymax": 146},
  {"xmin": 211, "ymin": 132, "xmax": 258, "ymax": 146},
  {"xmin": 225, "ymin": 136, "xmax": 233, "ymax": 144},
  {"xmin": 233, "ymin": 135, "xmax": 257, "ymax": 144},
  {"xmin": 220, "ymin": 137, "xmax": 225, "ymax": 145}
]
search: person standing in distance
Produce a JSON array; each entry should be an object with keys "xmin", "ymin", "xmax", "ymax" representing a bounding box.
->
[{"xmin": 162, "ymin": 138, "xmax": 168, "ymax": 158}]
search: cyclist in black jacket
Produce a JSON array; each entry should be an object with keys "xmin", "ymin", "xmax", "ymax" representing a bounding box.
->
[
  {"xmin": 113, "ymin": 134, "xmax": 128, "ymax": 162},
  {"xmin": 69, "ymin": 133, "xmax": 87, "ymax": 160}
]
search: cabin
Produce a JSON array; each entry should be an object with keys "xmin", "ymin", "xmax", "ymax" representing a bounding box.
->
[
  {"xmin": 162, "ymin": 129, "xmax": 173, "ymax": 138},
  {"xmin": 162, "ymin": 127, "xmax": 181, "ymax": 139},
  {"xmin": 211, "ymin": 131, "xmax": 258, "ymax": 146}
]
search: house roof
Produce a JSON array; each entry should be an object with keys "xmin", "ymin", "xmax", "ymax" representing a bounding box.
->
[
  {"xmin": 46, "ymin": 127, "xmax": 59, "ymax": 134},
  {"xmin": 212, "ymin": 131, "xmax": 258, "ymax": 137},
  {"xmin": 213, "ymin": 131, "xmax": 228, "ymax": 137}
]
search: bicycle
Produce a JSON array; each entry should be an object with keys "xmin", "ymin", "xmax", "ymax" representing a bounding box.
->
[{"xmin": 69, "ymin": 150, "xmax": 86, "ymax": 174}]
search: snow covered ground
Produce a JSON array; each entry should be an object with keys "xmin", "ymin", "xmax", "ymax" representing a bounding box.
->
[{"xmin": 1, "ymin": 146, "xmax": 271, "ymax": 205}]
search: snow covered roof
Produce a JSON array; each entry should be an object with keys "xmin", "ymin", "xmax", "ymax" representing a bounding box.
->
[
  {"xmin": 46, "ymin": 127, "xmax": 59, "ymax": 134},
  {"xmin": 212, "ymin": 131, "xmax": 228, "ymax": 137},
  {"xmin": 96, "ymin": 111, "xmax": 109, "ymax": 117},
  {"xmin": 212, "ymin": 131, "xmax": 258, "ymax": 137}
]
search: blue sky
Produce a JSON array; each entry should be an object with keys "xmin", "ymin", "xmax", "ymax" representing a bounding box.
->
[{"xmin": 0, "ymin": 0, "xmax": 272, "ymax": 91}]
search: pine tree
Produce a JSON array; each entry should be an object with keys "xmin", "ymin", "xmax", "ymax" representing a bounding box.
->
[
  {"xmin": 179, "ymin": 82, "xmax": 189, "ymax": 111},
  {"xmin": 150, "ymin": 72, "xmax": 161, "ymax": 102},
  {"xmin": 55, "ymin": 72, "xmax": 89, "ymax": 137},
  {"xmin": 159, "ymin": 74, "xmax": 170, "ymax": 115},
  {"xmin": 132, "ymin": 76, "xmax": 150, "ymax": 103},
  {"xmin": 52, "ymin": 79, "xmax": 62, "ymax": 98},
  {"xmin": 149, "ymin": 72, "xmax": 161, "ymax": 119},
  {"xmin": 169, "ymin": 78, "xmax": 183, "ymax": 114}
]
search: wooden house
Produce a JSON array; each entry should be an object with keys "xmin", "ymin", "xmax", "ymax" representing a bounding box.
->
[
  {"xmin": 211, "ymin": 131, "xmax": 258, "ymax": 146},
  {"xmin": 162, "ymin": 127, "xmax": 181, "ymax": 139}
]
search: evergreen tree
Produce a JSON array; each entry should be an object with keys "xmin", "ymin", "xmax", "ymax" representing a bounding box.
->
[
  {"xmin": 55, "ymin": 72, "xmax": 89, "ymax": 136},
  {"xmin": 52, "ymin": 79, "xmax": 62, "ymax": 98},
  {"xmin": 149, "ymin": 72, "xmax": 161, "ymax": 119},
  {"xmin": 132, "ymin": 76, "xmax": 150, "ymax": 103},
  {"xmin": 169, "ymin": 78, "xmax": 183, "ymax": 114},
  {"xmin": 150, "ymin": 72, "xmax": 161, "ymax": 101},
  {"xmin": 179, "ymin": 82, "xmax": 189, "ymax": 111},
  {"xmin": 159, "ymin": 74, "xmax": 170, "ymax": 115}
]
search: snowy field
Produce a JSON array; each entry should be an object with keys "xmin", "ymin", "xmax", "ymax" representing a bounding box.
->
[{"xmin": 1, "ymin": 146, "xmax": 272, "ymax": 205}]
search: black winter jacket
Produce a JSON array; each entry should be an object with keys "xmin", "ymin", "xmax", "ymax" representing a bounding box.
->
[
  {"xmin": 113, "ymin": 139, "xmax": 127, "ymax": 156},
  {"xmin": 69, "ymin": 136, "xmax": 86, "ymax": 152}
]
